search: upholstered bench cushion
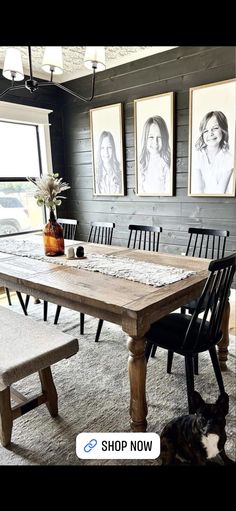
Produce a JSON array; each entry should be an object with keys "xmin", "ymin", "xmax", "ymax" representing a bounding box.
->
[{"xmin": 0, "ymin": 306, "xmax": 79, "ymax": 389}]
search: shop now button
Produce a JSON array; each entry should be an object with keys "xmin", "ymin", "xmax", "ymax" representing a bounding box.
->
[{"xmin": 76, "ymin": 433, "xmax": 160, "ymax": 459}]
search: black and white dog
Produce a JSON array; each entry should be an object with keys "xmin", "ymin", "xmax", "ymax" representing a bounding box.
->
[{"xmin": 160, "ymin": 391, "xmax": 235, "ymax": 465}]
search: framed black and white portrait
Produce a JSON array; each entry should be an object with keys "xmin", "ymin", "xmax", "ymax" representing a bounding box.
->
[
  {"xmin": 188, "ymin": 79, "xmax": 236, "ymax": 197},
  {"xmin": 90, "ymin": 103, "xmax": 125, "ymax": 196},
  {"xmin": 134, "ymin": 92, "xmax": 174, "ymax": 196}
]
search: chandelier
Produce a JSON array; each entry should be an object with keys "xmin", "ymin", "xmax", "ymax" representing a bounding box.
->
[{"xmin": 0, "ymin": 46, "xmax": 106, "ymax": 101}]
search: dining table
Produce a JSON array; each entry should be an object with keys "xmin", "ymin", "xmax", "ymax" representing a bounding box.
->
[{"xmin": 0, "ymin": 233, "xmax": 230, "ymax": 432}]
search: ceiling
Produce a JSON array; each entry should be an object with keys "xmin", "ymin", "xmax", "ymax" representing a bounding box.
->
[{"xmin": 0, "ymin": 46, "xmax": 177, "ymax": 84}]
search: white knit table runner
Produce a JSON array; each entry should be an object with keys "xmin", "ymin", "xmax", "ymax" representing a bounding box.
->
[{"xmin": 0, "ymin": 238, "xmax": 195, "ymax": 288}]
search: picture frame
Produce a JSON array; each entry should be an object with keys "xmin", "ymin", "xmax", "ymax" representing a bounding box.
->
[
  {"xmin": 134, "ymin": 92, "xmax": 174, "ymax": 196},
  {"xmin": 188, "ymin": 78, "xmax": 236, "ymax": 197},
  {"xmin": 90, "ymin": 103, "xmax": 125, "ymax": 196}
]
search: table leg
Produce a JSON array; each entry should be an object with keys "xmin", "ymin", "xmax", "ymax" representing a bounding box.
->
[
  {"xmin": 127, "ymin": 336, "xmax": 147, "ymax": 432},
  {"xmin": 218, "ymin": 299, "xmax": 230, "ymax": 371}
]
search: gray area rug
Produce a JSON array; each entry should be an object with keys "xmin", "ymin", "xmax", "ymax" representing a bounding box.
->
[{"xmin": 0, "ymin": 299, "xmax": 235, "ymax": 466}]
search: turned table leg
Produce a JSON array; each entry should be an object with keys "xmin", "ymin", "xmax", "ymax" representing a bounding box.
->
[
  {"xmin": 127, "ymin": 336, "xmax": 147, "ymax": 432},
  {"xmin": 218, "ymin": 299, "xmax": 230, "ymax": 371}
]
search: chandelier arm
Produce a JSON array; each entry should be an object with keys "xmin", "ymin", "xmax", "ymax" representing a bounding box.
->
[
  {"xmin": 0, "ymin": 84, "xmax": 26, "ymax": 99},
  {"xmin": 50, "ymin": 82, "xmax": 94, "ymax": 101},
  {"xmin": 36, "ymin": 80, "xmax": 89, "ymax": 100},
  {"xmin": 49, "ymin": 67, "xmax": 96, "ymax": 102}
]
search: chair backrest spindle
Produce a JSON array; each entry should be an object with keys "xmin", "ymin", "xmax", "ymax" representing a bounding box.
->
[
  {"xmin": 185, "ymin": 227, "xmax": 229, "ymax": 259},
  {"xmin": 88, "ymin": 222, "xmax": 115, "ymax": 245},
  {"xmin": 127, "ymin": 225, "xmax": 162, "ymax": 252},
  {"xmin": 57, "ymin": 218, "xmax": 78, "ymax": 240},
  {"xmin": 183, "ymin": 253, "xmax": 236, "ymax": 352}
]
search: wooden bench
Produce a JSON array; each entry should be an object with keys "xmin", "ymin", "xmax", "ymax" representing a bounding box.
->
[{"xmin": 0, "ymin": 306, "xmax": 79, "ymax": 447}]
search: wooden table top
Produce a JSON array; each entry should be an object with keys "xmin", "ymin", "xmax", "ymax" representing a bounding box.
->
[{"xmin": 0, "ymin": 234, "xmax": 209, "ymax": 337}]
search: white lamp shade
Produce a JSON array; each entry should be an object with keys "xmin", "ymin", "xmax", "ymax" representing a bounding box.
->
[
  {"xmin": 2, "ymin": 48, "xmax": 24, "ymax": 81},
  {"xmin": 84, "ymin": 46, "xmax": 106, "ymax": 71},
  {"xmin": 42, "ymin": 47, "xmax": 63, "ymax": 75}
]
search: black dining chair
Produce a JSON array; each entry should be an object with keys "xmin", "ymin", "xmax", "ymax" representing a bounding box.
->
[
  {"xmin": 151, "ymin": 227, "xmax": 230, "ymax": 374},
  {"xmin": 127, "ymin": 224, "xmax": 162, "ymax": 251},
  {"xmin": 54, "ymin": 221, "xmax": 115, "ymax": 341},
  {"xmin": 184, "ymin": 228, "xmax": 229, "ymax": 260},
  {"xmin": 87, "ymin": 221, "xmax": 114, "ymax": 245},
  {"xmin": 4, "ymin": 286, "xmax": 28, "ymax": 315},
  {"xmin": 5, "ymin": 287, "xmax": 11, "ymax": 306},
  {"xmin": 57, "ymin": 218, "xmax": 78, "ymax": 240},
  {"xmin": 95, "ymin": 224, "xmax": 163, "ymax": 343},
  {"xmin": 25, "ymin": 218, "xmax": 78, "ymax": 321},
  {"xmin": 145, "ymin": 253, "xmax": 236, "ymax": 413}
]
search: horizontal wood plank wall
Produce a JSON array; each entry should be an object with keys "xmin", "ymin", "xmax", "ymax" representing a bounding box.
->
[
  {"xmin": 59, "ymin": 46, "xmax": 236, "ymax": 288},
  {"xmin": 1, "ymin": 47, "xmax": 236, "ymax": 287}
]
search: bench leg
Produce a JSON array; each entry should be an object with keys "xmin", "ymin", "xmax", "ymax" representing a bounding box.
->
[
  {"xmin": 39, "ymin": 367, "xmax": 58, "ymax": 417},
  {"xmin": 0, "ymin": 387, "xmax": 13, "ymax": 447}
]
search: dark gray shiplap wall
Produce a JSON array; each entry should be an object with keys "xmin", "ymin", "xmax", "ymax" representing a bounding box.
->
[
  {"xmin": 59, "ymin": 45, "xmax": 236, "ymax": 272},
  {"xmin": 0, "ymin": 46, "xmax": 235, "ymax": 286}
]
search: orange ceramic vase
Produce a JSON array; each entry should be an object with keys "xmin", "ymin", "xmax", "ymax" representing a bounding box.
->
[{"xmin": 43, "ymin": 208, "xmax": 64, "ymax": 256}]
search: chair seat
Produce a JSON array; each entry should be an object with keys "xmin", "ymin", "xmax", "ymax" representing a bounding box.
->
[{"xmin": 146, "ymin": 313, "xmax": 222, "ymax": 355}]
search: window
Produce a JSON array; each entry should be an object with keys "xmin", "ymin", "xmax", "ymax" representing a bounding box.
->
[{"xmin": 0, "ymin": 101, "xmax": 52, "ymax": 235}]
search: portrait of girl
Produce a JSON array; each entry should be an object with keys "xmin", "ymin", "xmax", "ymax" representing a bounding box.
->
[
  {"xmin": 139, "ymin": 116, "xmax": 171, "ymax": 194},
  {"xmin": 192, "ymin": 111, "xmax": 234, "ymax": 194},
  {"xmin": 135, "ymin": 93, "xmax": 174, "ymax": 196},
  {"xmin": 95, "ymin": 130, "xmax": 122, "ymax": 195},
  {"xmin": 189, "ymin": 79, "xmax": 236, "ymax": 197},
  {"xmin": 90, "ymin": 103, "xmax": 125, "ymax": 196}
]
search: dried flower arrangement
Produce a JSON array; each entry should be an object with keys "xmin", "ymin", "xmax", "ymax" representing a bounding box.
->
[{"xmin": 27, "ymin": 173, "xmax": 70, "ymax": 209}]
